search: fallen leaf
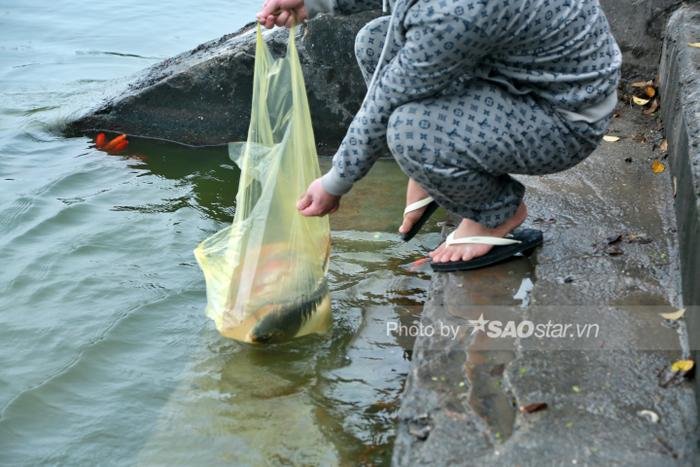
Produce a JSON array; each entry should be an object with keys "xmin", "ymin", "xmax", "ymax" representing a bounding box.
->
[
  {"xmin": 603, "ymin": 135, "xmax": 620, "ymax": 142},
  {"xmin": 638, "ymin": 410, "xmax": 659, "ymax": 423},
  {"xmin": 607, "ymin": 234, "xmax": 622, "ymax": 245},
  {"xmin": 671, "ymin": 360, "xmax": 694, "ymax": 373},
  {"xmin": 659, "ymin": 139, "xmax": 668, "ymax": 153},
  {"xmin": 651, "ymin": 160, "xmax": 666, "ymax": 174},
  {"xmin": 605, "ymin": 245, "xmax": 623, "ymax": 256},
  {"xmin": 408, "ymin": 424, "xmax": 431, "ymax": 440},
  {"xmin": 656, "ymin": 436, "xmax": 678, "ymax": 458},
  {"xmin": 673, "ymin": 176, "xmax": 678, "ymax": 198},
  {"xmin": 643, "ymin": 99, "xmax": 660, "ymax": 115},
  {"xmin": 660, "ymin": 308, "xmax": 686, "ymax": 321},
  {"xmin": 689, "ymin": 42, "xmax": 700, "ymax": 48},
  {"xmin": 624, "ymin": 232, "xmax": 652, "ymax": 244},
  {"xmin": 519, "ymin": 402, "xmax": 548, "ymax": 414},
  {"xmin": 660, "ymin": 359, "xmax": 695, "ymax": 387},
  {"xmin": 490, "ymin": 364, "xmax": 506, "ymax": 377},
  {"xmin": 645, "ymin": 86, "xmax": 657, "ymax": 98},
  {"xmin": 533, "ymin": 217, "xmax": 556, "ymax": 224},
  {"xmin": 633, "ymin": 96, "xmax": 650, "ymax": 106},
  {"xmin": 631, "ymin": 80, "xmax": 654, "ymax": 88},
  {"xmin": 632, "ymin": 133, "xmax": 646, "ymax": 143}
]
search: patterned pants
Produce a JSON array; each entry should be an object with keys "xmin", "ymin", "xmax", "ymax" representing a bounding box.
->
[{"xmin": 355, "ymin": 16, "xmax": 611, "ymax": 228}]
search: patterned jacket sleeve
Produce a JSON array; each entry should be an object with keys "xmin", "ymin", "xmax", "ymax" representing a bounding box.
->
[
  {"xmin": 320, "ymin": 5, "xmax": 493, "ymax": 195},
  {"xmin": 304, "ymin": 0, "xmax": 381, "ymax": 17}
]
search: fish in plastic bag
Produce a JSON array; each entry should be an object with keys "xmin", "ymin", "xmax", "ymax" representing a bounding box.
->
[{"xmin": 194, "ymin": 25, "xmax": 331, "ymax": 344}]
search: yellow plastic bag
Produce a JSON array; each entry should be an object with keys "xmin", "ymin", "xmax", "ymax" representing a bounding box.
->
[{"xmin": 194, "ymin": 25, "xmax": 331, "ymax": 344}]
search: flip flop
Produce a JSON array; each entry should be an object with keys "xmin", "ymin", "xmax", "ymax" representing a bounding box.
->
[
  {"xmin": 430, "ymin": 228, "xmax": 543, "ymax": 272},
  {"xmin": 401, "ymin": 197, "xmax": 439, "ymax": 242}
]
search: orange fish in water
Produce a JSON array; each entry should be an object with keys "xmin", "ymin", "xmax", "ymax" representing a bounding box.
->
[
  {"xmin": 209, "ymin": 241, "xmax": 332, "ymax": 344},
  {"xmin": 103, "ymin": 134, "xmax": 128, "ymax": 152},
  {"xmin": 94, "ymin": 132, "xmax": 106, "ymax": 149},
  {"xmin": 110, "ymin": 140, "xmax": 129, "ymax": 153},
  {"xmin": 408, "ymin": 256, "xmax": 431, "ymax": 272}
]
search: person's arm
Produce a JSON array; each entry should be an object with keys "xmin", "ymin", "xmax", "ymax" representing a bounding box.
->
[{"xmin": 319, "ymin": 6, "xmax": 493, "ymax": 196}]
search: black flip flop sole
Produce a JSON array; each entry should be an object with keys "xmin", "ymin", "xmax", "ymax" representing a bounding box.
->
[
  {"xmin": 430, "ymin": 228, "xmax": 543, "ymax": 272},
  {"xmin": 401, "ymin": 200, "xmax": 440, "ymax": 242}
]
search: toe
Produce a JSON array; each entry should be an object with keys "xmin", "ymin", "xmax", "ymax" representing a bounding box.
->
[
  {"xmin": 439, "ymin": 250, "xmax": 453, "ymax": 263},
  {"xmin": 399, "ymin": 211, "xmax": 420, "ymax": 234},
  {"xmin": 429, "ymin": 242, "xmax": 445, "ymax": 258}
]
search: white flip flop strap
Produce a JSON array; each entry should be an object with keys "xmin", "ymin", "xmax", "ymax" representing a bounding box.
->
[
  {"xmin": 404, "ymin": 197, "xmax": 435, "ymax": 215},
  {"xmin": 446, "ymin": 232, "xmax": 522, "ymax": 246}
]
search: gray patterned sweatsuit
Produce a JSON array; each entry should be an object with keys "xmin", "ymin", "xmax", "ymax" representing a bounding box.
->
[{"xmin": 306, "ymin": 0, "xmax": 621, "ymax": 227}]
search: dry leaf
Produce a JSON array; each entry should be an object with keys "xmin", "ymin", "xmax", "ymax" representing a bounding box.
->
[
  {"xmin": 671, "ymin": 360, "xmax": 694, "ymax": 373},
  {"xmin": 638, "ymin": 410, "xmax": 659, "ymax": 423},
  {"xmin": 605, "ymin": 245, "xmax": 623, "ymax": 256},
  {"xmin": 673, "ymin": 176, "xmax": 678, "ymax": 198},
  {"xmin": 660, "ymin": 359, "xmax": 695, "ymax": 387},
  {"xmin": 519, "ymin": 402, "xmax": 548, "ymax": 414},
  {"xmin": 607, "ymin": 234, "xmax": 622, "ymax": 245},
  {"xmin": 603, "ymin": 135, "xmax": 621, "ymax": 142},
  {"xmin": 633, "ymin": 96, "xmax": 650, "ymax": 106},
  {"xmin": 631, "ymin": 80, "xmax": 653, "ymax": 88},
  {"xmin": 651, "ymin": 160, "xmax": 666, "ymax": 174},
  {"xmin": 659, "ymin": 139, "xmax": 668, "ymax": 153},
  {"xmin": 689, "ymin": 42, "xmax": 700, "ymax": 48},
  {"xmin": 643, "ymin": 99, "xmax": 660, "ymax": 115},
  {"xmin": 645, "ymin": 86, "xmax": 657, "ymax": 98},
  {"xmin": 624, "ymin": 232, "xmax": 652, "ymax": 244},
  {"xmin": 660, "ymin": 308, "xmax": 686, "ymax": 321}
]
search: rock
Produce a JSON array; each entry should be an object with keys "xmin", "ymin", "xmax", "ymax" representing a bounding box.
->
[
  {"xmin": 63, "ymin": 1, "xmax": 683, "ymax": 149},
  {"xmin": 63, "ymin": 11, "xmax": 381, "ymax": 151}
]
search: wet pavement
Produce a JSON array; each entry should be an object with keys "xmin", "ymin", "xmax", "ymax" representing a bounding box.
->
[{"xmin": 393, "ymin": 105, "xmax": 698, "ymax": 465}]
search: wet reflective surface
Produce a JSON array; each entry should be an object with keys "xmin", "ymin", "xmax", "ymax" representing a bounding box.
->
[{"xmin": 0, "ymin": 4, "xmax": 441, "ymax": 465}]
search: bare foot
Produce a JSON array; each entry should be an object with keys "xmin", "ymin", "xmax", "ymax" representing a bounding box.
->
[
  {"xmin": 399, "ymin": 179, "xmax": 431, "ymax": 235},
  {"xmin": 430, "ymin": 203, "xmax": 528, "ymax": 263}
]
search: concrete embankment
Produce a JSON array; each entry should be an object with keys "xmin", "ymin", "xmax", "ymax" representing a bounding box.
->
[
  {"xmin": 659, "ymin": 2, "xmax": 700, "ymax": 411},
  {"xmin": 393, "ymin": 3, "xmax": 700, "ymax": 464},
  {"xmin": 392, "ymin": 104, "xmax": 697, "ymax": 465}
]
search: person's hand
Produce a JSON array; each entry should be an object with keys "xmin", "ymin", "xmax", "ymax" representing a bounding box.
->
[
  {"xmin": 257, "ymin": 0, "xmax": 307, "ymax": 29},
  {"xmin": 297, "ymin": 178, "xmax": 341, "ymax": 216}
]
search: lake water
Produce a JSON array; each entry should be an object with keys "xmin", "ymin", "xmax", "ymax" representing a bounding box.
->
[{"xmin": 0, "ymin": 2, "xmax": 441, "ymax": 465}]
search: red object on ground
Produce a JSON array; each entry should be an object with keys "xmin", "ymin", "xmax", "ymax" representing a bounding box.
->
[
  {"xmin": 103, "ymin": 134, "xmax": 128, "ymax": 152},
  {"xmin": 95, "ymin": 132, "xmax": 107, "ymax": 148}
]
